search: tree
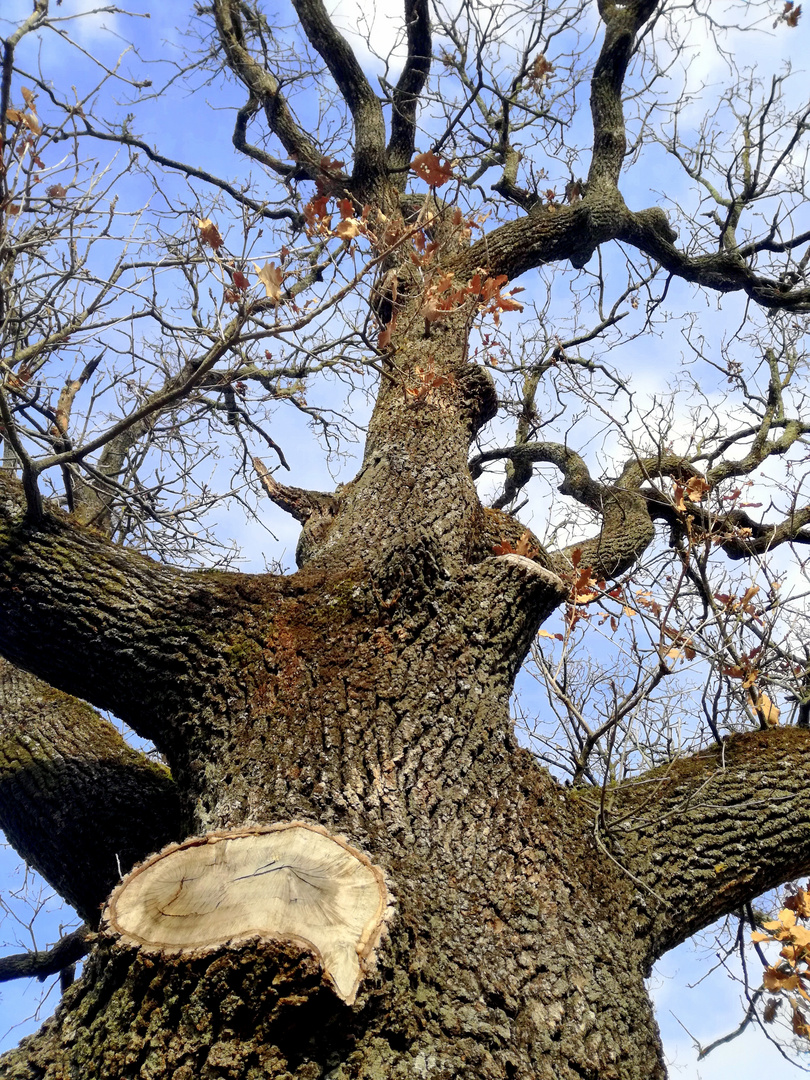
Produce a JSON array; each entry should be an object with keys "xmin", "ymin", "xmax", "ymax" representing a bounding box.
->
[{"xmin": 1, "ymin": 0, "xmax": 810, "ymax": 1075}]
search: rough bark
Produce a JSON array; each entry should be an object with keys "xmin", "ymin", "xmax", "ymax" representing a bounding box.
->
[
  {"xmin": 0, "ymin": 318, "xmax": 673, "ymax": 1079},
  {"xmin": 0, "ymin": 657, "xmax": 183, "ymax": 923},
  {"xmin": 611, "ymin": 727, "xmax": 810, "ymax": 963},
  {"xmin": 2, "ymin": 308, "xmax": 810, "ymax": 1076}
]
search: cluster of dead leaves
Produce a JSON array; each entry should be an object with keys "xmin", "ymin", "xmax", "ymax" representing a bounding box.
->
[
  {"xmin": 5, "ymin": 87, "xmax": 42, "ymax": 137},
  {"xmin": 492, "ymin": 529, "xmax": 539, "ymax": 559},
  {"xmin": 720, "ymin": 480, "xmax": 762, "ymax": 510},
  {"xmin": 673, "ymin": 474, "xmax": 709, "ymax": 511},
  {"xmin": 672, "ymin": 475, "xmax": 762, "ymax": 551},
  {"xmin": 536, "ymin": 559, "xmax": 702, "ymax": 661},
  {"xmin": 1, "ymin": 87, "xmax": 66, "ymax": 215},
  {"xmin": 420, "ymin": 269, "xmax": 524, "ymax": 326},
  {"xmin": 378, "ymin": 263, "xmax": 523, "ymax": 350},
  {"xmin": 714, "ymin": 583, "xmax": 762, "ymax": 618},
  {"xmin": 303, "ymin": 191, "xmax": 397, "ymax": 249},
  {"xmin": 303, "ymin": 192, "xmax": 334, "ymax": 237},
  {"xmin": 753, "ymin": 888, "xmax": 810, "ymax": 1037},
  {"xmin": 712, "ymin": 586, "xmax": 780, "ymax": 725},
  {"xmin": 408, "ymin": 206, "xmax": 487, "ymax": 269},
  {"xmin": 774, "ymin": 1, "xmax": 802, "ymax": 27}
]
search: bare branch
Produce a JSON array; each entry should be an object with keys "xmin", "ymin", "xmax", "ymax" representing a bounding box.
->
[
  {"xmin": 0, "ymin": 926, "xmax": 91, "ymax": 985},
  {"xmin": 387, "ymin": 0, "xmax": 431, "ymax": 185}
]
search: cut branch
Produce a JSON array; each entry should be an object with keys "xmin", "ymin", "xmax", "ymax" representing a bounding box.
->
[{"xmin": 104, "ymin": 824, "xmax": 390, "ymax": 1005}]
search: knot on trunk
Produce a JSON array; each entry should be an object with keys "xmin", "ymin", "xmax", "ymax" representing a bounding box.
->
[{"xmin": 458, "ymin": 363, "xmax": 498, "ymax": 437}]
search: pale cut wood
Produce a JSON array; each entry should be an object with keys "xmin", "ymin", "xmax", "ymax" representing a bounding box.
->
[{"xmin": 103, "ymin": 822, "xmax": 389, "ymax": 1004}]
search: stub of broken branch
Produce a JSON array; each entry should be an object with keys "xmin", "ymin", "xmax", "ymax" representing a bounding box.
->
[
  {"xmin": 102, "ymin": 822, "xmax": 390, "ymax": 1005},
  {"xmin": 253, "ymin": 456, "xmax": 338, "ymax": 525}
]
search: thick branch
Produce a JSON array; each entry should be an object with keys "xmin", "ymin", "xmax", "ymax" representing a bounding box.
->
[
  {"xmin": 461, "ymin": 556, "xmax": 567, "ymax": 678},
  {"xmin": 459, "ymin": 199, "xmax": 608, "ymax": 278},
  {"xmin": 253, "ymin": 458, "xmax": 337, "ymax": 525},
  {"xmin": 0, "ymin": 471, "xmax": 231, "ymax": 740},
  {"xmin": 609, "ymin": 728, "xmax": 810, "ymax": 966},
  {"xmin": 471, "ymin": 442, "xmax": 657, "ymax": 580},
  {"xmin": 644, "ymin": 491, "xmax": 810, "ymax": 559},
  {"xmin": 460, "ymin": 193, "xmax": 809, "ymax": 312},
  {"xmin": 0, "ymin": 927, "xmax": 91, "ymax": 984},
  {"xmin": 0, "ymin": 658, "xmax": 183, "ymax": 922},
  {"xmin": 213, "ymin": 0, "xmax": 325, "ymax": 180},
  {"xmin": 290, "ymin": 0, "xmax": 387, "ymax": 193},
  {"xmin": 588, "ymin": 3, "xmax": 648, "ymax": 188},
  {"xmin": 618, "ymin": 213, "xmax": 810, "ymax": 311},
  {"xmin": 253, "ymin": 458, "xmax": 339, "ymax": 566},
  {"xmin": 387, "ymin": 0, "xmax": 431, "ymax": 185}
]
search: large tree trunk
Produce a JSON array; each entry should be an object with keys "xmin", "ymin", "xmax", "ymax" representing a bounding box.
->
[
  {"xmin": 0, "ymin": 294, "xmax": 665, "ymax": 1078},
  {"xmin": 0, "ymin": 584, "xmax": 666, "ymax": 1079},
  {"xmin": 5, "ymin": 0, "xmax": 810, "ymax": 1073},
  {"xmin": 4, "ymin": 291, "xmax": 810, "ymax": 1079}
]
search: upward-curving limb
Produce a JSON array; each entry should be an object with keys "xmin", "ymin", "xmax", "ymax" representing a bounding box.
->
[{"xmin": 387, "ymin": 0, "xmax": 432, "ymax": 184}]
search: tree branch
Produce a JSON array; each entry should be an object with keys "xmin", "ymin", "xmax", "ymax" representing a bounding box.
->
[
  {"xmin": 290, "ymin": 0, "xmax": 388, "ymax": 194},
  {"xmin": 609, "ymin": 728, "xmax": 810, "ymax": 967},
  {"xmin": 213, "ymin": 0, "xmax": 326, "ymax": 181},
  {"xmin": 0, "ymin": 926, "xmax": 91, "ymax": 985},
  {"xmin": 617, "ymin": 212, "xmax": 810, "ymax": 311},
  {"xmin": 387, "ymin": 0, "xmax": 431, "ymax": 185},
  {"xmin": 588, "ymin": 2, "xmax": 651, "ymax": 189},
  {"xmin": 59, "ymin": 125, "xmax": 303, "ymax": 227},
  {"xmin": 471, "ymin": 442, "xmax": 659, "ymax": 580},
  {"xmin": 0, "ymin": 471, "xmax": 235, "ymax": 741},
  {"xmin": 0, "ymin": 658, "xmax": 183, "ymax": 922}
]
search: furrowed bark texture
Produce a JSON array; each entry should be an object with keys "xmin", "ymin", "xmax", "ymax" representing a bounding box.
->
[
  {"xmin": 611, "ymin": 727, "xmax": 810, "ymax": 962},
  {"xmin": 0, "ymin": 317, "xmax": 672, "ymax": 1080},
  {"xmin": 3, "ymin": 307, "xmax": 808, "ymax": 1079},
  {"xmin": 0, "ymin": 658, "xmax": 184, "ymax": 923}
]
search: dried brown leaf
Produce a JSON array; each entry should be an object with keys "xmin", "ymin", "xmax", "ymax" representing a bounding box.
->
[
  {"xmin": 786, "ymin": 889, "xmax": 810, "ymax": 919},
  {"xmin": 757, "ymin": 693, "xmax": 780, "ymax": 727},
  {"xmin": 763, "ymin": 967, "xmax": 801, "ymax": 992},
  {"xmin": 197, "ymin": 217, "xmax": 224, "ymax": 252},
  {"xmin": 515, "ymin": 530, "xmax": 538, "ymax": 558},
  {"xmin": 335, "ymin": 217, "xmax": 363, "ymax": 239},
  {"xmin": 378, "ymin": 317, "xmax": 396, "ymax": 350},
  {"xmin": 253, "ymin": 261, "xmax": 284, "ymax": 301},
  {"xmin": 410, "ymin": 151, "xmax": 454, "ymax": 188}
]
